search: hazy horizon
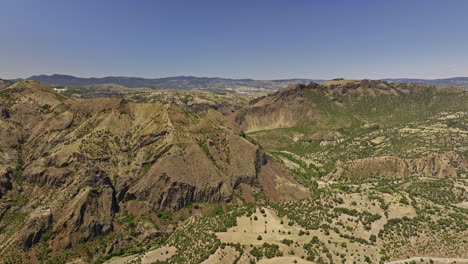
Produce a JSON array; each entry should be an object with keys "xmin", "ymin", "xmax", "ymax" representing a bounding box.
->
[
  {"xmin": 6, "ymin": 73, "xmax": 468, "ymax": 81},
  {"xmin": 1, "ymin": 0, "xmax": 468, "ymax": 80}
]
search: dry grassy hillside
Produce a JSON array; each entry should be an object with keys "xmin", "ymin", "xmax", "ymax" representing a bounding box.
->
[
  {"xmin": 0, "ymin": 80, "xmax": 467, "ymax": 264},
  {"xmin": 0, "ymin": 81, "xmax": 307, "ymax": 263},
  {"xmin": 236, "ymin": 80, "xmax": 468, "ymax": 184}
]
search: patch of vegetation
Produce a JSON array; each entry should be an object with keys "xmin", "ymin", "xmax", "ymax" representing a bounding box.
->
[{"xmin": 250, "ymin": 243, "xmax": 282, "ymax": 260}]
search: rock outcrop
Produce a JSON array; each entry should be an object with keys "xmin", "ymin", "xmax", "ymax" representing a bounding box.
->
[
  {"xmin": 326, "ymin": 152, "xmax": 467, "ymax": 181},
  {"xmin": 0, "ymin": 80, "xmax": 305, "ymax": 257},
  {"xmin": 17, "ymin": 209, "xmax": 52, "ymax": 249},
  {"xmin": 53, "ymin": 167, "xmax": 118, "ymax": 247},
  {"xmin": 0, "ymin": 168, "xmax": 12, "ymax": 199}
]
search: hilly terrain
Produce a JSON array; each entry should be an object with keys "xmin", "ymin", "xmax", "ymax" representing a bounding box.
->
[
  {"xmin": 0, "ymin": 80, "xmax": 307, "ymax": 263},
  {"xmin": 0, "ymin": 79, "xmax": 466, "ymax": 264},
  {"xmin": 25, "ymin": 75, "xmax": 321, "ymax": 94},
  {"xmin": 21, "ymin": 75, "xmax": 468, "ymax": 96},
  {"xmin": 383, "ymin": 77, "xmax": 468, "ymax": 89},
  {"xmin": 236, "ymin": 79, "xmax": 468, "ymax": 182},
  {"xmin": 11, "ymin": 75, "xmax": 468, "ymax": 101}
]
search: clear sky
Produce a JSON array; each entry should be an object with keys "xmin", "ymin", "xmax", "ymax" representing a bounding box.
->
[{"xmin": 1, "ymin": 0, "xmax": 468, "ymax": 80}]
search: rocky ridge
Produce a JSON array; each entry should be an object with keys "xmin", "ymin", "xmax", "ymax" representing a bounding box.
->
[{"xmin": 0, "ymin": 80, "xmax": 307, "ymax": 260}]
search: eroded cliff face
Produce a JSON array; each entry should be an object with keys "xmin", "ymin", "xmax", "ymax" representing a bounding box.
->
[
  {"xmin": 52, "ymin": 167, "xmax": 119, "ymax": 247},
  {"xmin": 0, "ymin": 80, "xmax": 305, "ymax": 257},
  {"xmin": 234, "ymin": 80, "xmax": 467, "ymax": 134},
  {"xmin": 326, "ymin": 152, "xmax": 467, "ymax": 181},
  {"xmin": 4, "ymin": 79, "xmax": 466, "ymax": 262},
  {"xmin": 234, "ymin": 80, "xmax": 468, "ymax": 180}
]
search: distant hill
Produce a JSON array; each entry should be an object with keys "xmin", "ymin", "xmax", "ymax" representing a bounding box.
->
[
  {"xmin": 25, "ymin": 74, "xmax": 323, "ymax": 93},
  {"xmin": 382, "ymin": 77, "xmax": 468, "ymax": 89},
  {"xmin": 0, "ymin": 78, "xmax": 13, "ymax": 89},
  {"xmin": 22, "ymin": 75, "xmax": 468, "ymax": 93}
]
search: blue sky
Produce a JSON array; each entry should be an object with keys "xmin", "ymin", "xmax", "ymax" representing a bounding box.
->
[{"xmin": 1, "ymin": 0, "xmax": 468, "ymax": 79}]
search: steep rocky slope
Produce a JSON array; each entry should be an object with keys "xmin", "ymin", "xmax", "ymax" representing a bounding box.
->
[
  {"xmin": 0, "ymin": 80, "xmax": 307, "ymax": 263},
  {"xmin": 236, "ymin": 79, "xmax": 468, "ymax": 183},
  {"xmin": 1, "ymin": 79, "xmax": 467, "ymax": 263},
  {"xmin": 86, "ymin": 80, "xmax": 467, "ymax": 264}
]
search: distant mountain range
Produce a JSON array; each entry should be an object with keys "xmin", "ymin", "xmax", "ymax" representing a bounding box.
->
[
  {"xmin": 382, "ymin": 77, "xmax": 468, "ymax": 89},
  {"xmin": 9, "ymin": 74, "xmax": 468, "ymax": 92},
  {"xmin": 23, "ymin": 74, "xmax": 323, "ymax": 93}
]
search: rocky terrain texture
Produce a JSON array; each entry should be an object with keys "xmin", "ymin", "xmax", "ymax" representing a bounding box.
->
[
  {"xmin": 0, "ymin": 79, "xmax": 467, "ymax": 263},
  {"xmin": 0, "ymin": 80, "xmax": 307, "ymax": 263},
  {"xmin": 104, "ymin": 176, "xmax": 467, "ymax": 264},
  {"xmin": 237, "ymin": 79, "xmax": 468, "ymax": 184}
]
